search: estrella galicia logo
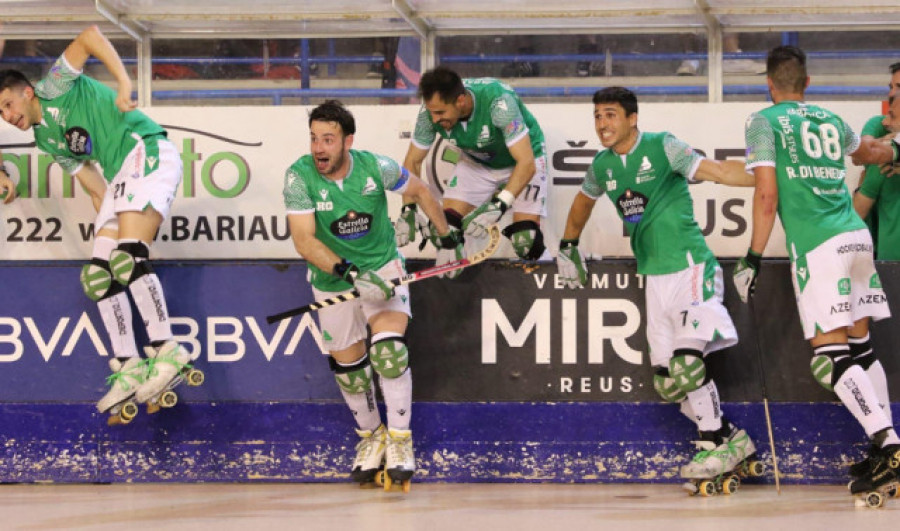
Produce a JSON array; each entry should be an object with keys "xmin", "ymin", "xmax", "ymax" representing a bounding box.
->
[
  {"xmin": 64, "ymin": 126, "xmax": 92, "ymax": 155},
  {"xmin": 617, "ymin": 189, "xmax": 648, "ymax": 224},
  {"xmin": 331, "ymin": 210, "xmax": 373, "ymax": 240}
]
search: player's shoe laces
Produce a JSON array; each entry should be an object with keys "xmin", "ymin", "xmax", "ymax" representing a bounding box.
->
[
  {"xmin": 351, "ymin": 425, "xmax": 387, "ymax": 483},
  {"xmin": 135, "ymin": 340, "xmax": 192, "ymax": 403},
  {"xmin": 97, "ymin": 357, "xmax": 147, "ymax": 413},
  {"xmin": 681, "ymin": 429, "xmax": 756, "ymax": 479},
  {"xmin": 385, "ymin": 428, "xmax": 416, "ymax": 481}
]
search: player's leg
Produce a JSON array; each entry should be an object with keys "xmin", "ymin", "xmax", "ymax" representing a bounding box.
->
[
  {"xmin": 847, "ymin": 318, "xmax": 891, "ymax": 478},
  {"xmin": 363, "ymin": 259, "xmax": 415, "ymax": 483},
  {"xmin": 504, "ymin": 154, "xmax": 550, "ymax": 261},
  {"xmin": 800, "ymin": 231, "xmax": 899, "ymax": 486},
  {"xmin": 88, "ymin": 219, "xmax": 145, "ymax": 415},
  {"xmin": 321, "ymin": 297, "xmax": 385, "ymax": 482}
]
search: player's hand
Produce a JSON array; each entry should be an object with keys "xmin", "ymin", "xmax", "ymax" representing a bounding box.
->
[
  {"xmin": 462, "ymin": 190, "xmax": 514, "ymax": 238},
  {"xmin": 0, "ymin": 170, "xmax": 17, "ymax": 204},
  {"xmin": 355, "ymin": 269, "xmax": 394, "ymax": 301},
  {"xmin": 733, "ymin": 250, "xmax": 762, "ymax": 303},
  {"xmin": 116, "ymin": 81, "xmax": 137, "ymax": 113},
  {"xmin": 434, "ymin": 226, "xmax": 465, "ymax": 279},
  {"xmin": 557, "ymin": 239, "xmax": 588, "ymax": 288},
  {"xmin": 394, "ymin": 203, "xmax": 428, "ymax": 247}
]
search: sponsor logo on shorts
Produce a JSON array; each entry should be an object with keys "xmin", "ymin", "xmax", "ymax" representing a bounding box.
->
[
  {"xmin": 870, "ymin": 273, "xmax": 882, "ymax": 289},
  {"xmin": 330, "ymin": 210, "xmax": 373, "ymax": 240},
  {"xmin": 858, "ymin": 294, "xmax": 887, "ymax": 305},
  {"xmin": 836, "ymin": 243, "xmax": 872, "ymax": 254},
  {"xmin": 830, "ymin": 302, "xmax": 850, "ymax": 314},
  {"xmin": 616, "ymin": 188, "xmax": 648, "ymax": 224},
  {"xmin": 837, "ymin": 278, "xmax": 851, "ymax": 296}
]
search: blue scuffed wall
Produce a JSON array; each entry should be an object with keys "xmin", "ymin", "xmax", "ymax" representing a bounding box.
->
[{"xmin": 0, "ymin": 402, "xmax": 873, "ymax": 484}]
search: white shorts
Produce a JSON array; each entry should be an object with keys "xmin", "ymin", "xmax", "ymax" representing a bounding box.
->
[
  {"xmin": 792, "ymin": 229, "xmax": 890, "ymax": 339},
  {"xmin": 94, "ymin": 137, "xmax": 182, "ymax": 234},
  {"xmin": 442, "ymin": 152, "xmax": 548, "ymax": 217},
  {"xmin": 314, "ymin": 258, "xmax": 412, "ymax": 353},
  {"xmin": 646, "ymin": 259, "xmax": 738, "ymax": 368}
]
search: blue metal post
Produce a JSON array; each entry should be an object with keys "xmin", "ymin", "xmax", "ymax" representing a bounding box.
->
[
  {"xmin": 300, "ymin": 39, "xmax": 311, "ymax": 104},
  {"xmin": 782, "ymin": 32, "xmax": 799, "ymax": 47}
]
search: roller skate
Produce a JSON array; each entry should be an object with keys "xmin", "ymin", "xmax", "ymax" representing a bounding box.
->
[
  {"xmin": 681, "ymin": 429, "xmax": 763, "ymax": 496},
  {"xmin": 351, "ymin": 425, "xmax": 387, "ymax": 485},
  {"xmin": 135, "ymin": 340, "xmax": 204, "ymax": 414},
  {"xmin": 98, "ymin": 357, "xmax": 147, "ymax": 426},
  {"xmin": 851, "ymin": 444, "xmax": 900, "ymax": 508},
  {"xmin": 380, "ymin": 428, "xmax": 415, "ymax": 493}
]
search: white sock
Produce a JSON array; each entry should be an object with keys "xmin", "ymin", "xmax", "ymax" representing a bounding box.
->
[
  {"xmin": 380, "ymin": 369, "xmax": 413, "ymax": 431},
  {"xmin": 834, "ymin": 364, "xmax": 892, "ymax": 438},
  {"xmin": 683, "ymin": 380, "xmax": 723, "ymax": 432},
  {"xmin": 93, "ymin": 236, "xmax": 138, "ymax": 358},
  {"xmin": 866, "ymin": 360, "xmax": 893, "ymax": 423},
  {"xmin": 338, "ymin": 384, "xmax": 381, "ymax": 432},
  {"xmin": 129, "ymin": 272, "xmax": 173, "ymax": 343}
]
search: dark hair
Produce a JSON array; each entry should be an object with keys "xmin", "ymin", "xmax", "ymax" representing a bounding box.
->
[
  {"xmin": 308, "ymin": 99, "xmax": 355, "ymax": 136},
  {"xmin": 592, "ymin": 86, "xmax": 638, "ymax": 115},
  {"xmin": 766, "ymin": 45, "xmax": 807, "ymax": 93},
  {"xmin": 418, "ymin": 66, "xmax": 466, "ymax": 103},
  {"xmin": 0, "ymin": 70, "xmax": 34, "ymax": 93},
  {"xmin": 890, "ymin": 62, "xmax": 900, "ymax": 75}
]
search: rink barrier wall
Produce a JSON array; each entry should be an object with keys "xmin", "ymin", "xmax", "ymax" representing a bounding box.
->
[{"xmin": 0, "ymin": 259, "xmax": 897, "ymax": 484}]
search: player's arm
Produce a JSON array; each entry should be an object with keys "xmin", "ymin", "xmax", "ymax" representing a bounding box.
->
[
  {"xmin": 693, "ymin": 159, "xmax": 756, "ymax": 187},
  {"xmin": 749, "ymin": 166, "xmax": 778, "ymax": 255},
  {"xmin": 562, "ymin": 191, "xmax": 597, "ymax": 241},
  {"xmin": 850, "ymin": 134, "xmax": 898, "ymax": 167},
  {"xmin": 0, "ymin": 153, "xmax": 15, "ymax": 204},
  {"xmin": 504, "ymin": 135, "xmax": 537, "ymax": 199},
  {"xmin": 288, "ymin": 212, "xmax": 344, "ymax": 274},
  {"xmin": 853, "ymin": 191, "xmax": 875, "ymax": 220},
  {"xmin": 556, "ymin": 191, "xmax": 597, "ymax": 288},
  {"xmin": 74, "ymin": 163, "xmax": 107, "ymax": 213},
  {"xmin": 63, "ymin": 25, "xmax": 136, "ymax": 112}
]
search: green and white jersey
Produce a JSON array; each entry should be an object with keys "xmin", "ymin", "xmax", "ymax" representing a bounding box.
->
[
  {"xmin": 283, "ymin": 149, "xmax": 409, "ymax": 292},
  {"xmin": 581, "ymin": 131, "xmax": 714, "ymax": 276},
  {"xmin": 859, "ymin": 136, "xmax": 900, "ymax": 260},
  {"xmin": 745, "ymin": 101, "xmax": 863, "ymax": 261},
  {"xmin": 32, "ymin": 54, "xmax": 166, "ymax": 181},
  {"xmin": 411, "ymin": 78, "xmax": 545, "ymax": 169},
  {"xmin": 861, "ymin": 114, "xmax": 888, "ymax": 138}
]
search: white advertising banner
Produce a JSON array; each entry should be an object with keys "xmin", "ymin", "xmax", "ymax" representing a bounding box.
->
[{"xmin": 0, "ymin": 101, "xmax": 881, "ymax": 260}]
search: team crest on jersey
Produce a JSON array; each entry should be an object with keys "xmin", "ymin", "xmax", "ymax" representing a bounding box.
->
[
  {"xmin": 617, "ymin": 188, "xmax": 648, "ymax": 224},
  {"xmin": 636, "ymin": 156, "xmax": 656, "ymax": 184},
  {"xmin": 331, "ymin": 210, "xmax": 373, "ymax": 240},
  {"xmin": 362, "ymin": 176, "xmax": 378, "ymax": 196},
  {"xmin": 476, "ymin": 125, "xmax": 491, "ymax": 148},
  {"xmin": 64, "ymin": 126, "xmax": 92, "ymax": 155}
]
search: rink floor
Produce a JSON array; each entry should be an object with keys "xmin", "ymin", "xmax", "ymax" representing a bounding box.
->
[{"xmin": 3, "ymin": 482, "xmax": 898, "ymax": 530}]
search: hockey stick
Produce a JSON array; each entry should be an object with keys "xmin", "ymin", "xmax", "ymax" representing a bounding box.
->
[
  {"xmin": 266, "ymin": 224, "xmax": 502, "ymax": 324},
  {"xmin": 748, "ymin": 297, "xmax": 782, "ymax": 494}
]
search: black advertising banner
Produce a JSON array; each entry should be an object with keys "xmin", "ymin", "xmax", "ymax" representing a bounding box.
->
[{"xmin": 407, "ymin": 260, "xmax": 900, "ymax": 403}]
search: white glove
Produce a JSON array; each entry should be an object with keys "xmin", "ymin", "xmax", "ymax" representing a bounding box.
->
[
  {"xmin": 434, "ymin": 227, "xmax": 465, "ymax": 279},
  {"xmin": 394, "ymin": 203, "xmax": 428, "ymax": 248},
  {"xmin": 354, "ymin": 269, "xmax": 395, "ymax": 302},
  {"xmin": 462, "ymin": 189, "xmax": 514, "ymax": 238},
  {"xmin": 557, "ymin": 239, "xmax": 588, "ymax": 288},
  {"xmin": 732, "ymin": 250, "xmax": 761, "ymax": 303}
]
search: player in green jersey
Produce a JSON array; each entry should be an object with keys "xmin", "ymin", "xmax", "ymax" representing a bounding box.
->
[
  {"xmin": 855, "ymin": 95, "xmax": 900, "ymax": 260},
  {"xmin": 396, "ymin": 66, "xmax": 549, "ymax": 277},
  {"xmin": 0, "ymin": 26, "xmax": 194, "ymax": 423},
  {"xmin": 557, "ymin": 86, "xmax": 760, "ymax": 494},
  {"xmin": 284, "ymin": 100, "xmax": 457, "ymax": 489},
  {"xmin": 736, "ymin": 46, "xmax": 900, "ymax": 498},
  {"xmin": 854, "ymin": 62, "xmax": 900, "ymax": 258}
]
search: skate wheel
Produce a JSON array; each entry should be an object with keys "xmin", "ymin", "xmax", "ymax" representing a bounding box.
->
[
  {"xmin": 401, "ymin": 479, "xmax": 411, "ymax": 493},
  {"xmin": 865, "ymin": 491, "xmax": 885, "ymax": 508},
  {"xmin": 159, "ymin": 390, "xmax": 178, "ymax": 408},
  {"xmin": 120, "ymin": 401, "xmax": 138, "ymax": 422},
  {"xmin": 744, "ymin": 460, "xmax": 764, "ymax": 477},
  {"xmin": 699, "ymin": 480, "xmax": 716, "ymax": 497},
  {"xmin": 722, "ymin": 475, "xmax": 740, "ymax": 495},
  {"xmin": 383, "ymin": 471, "xmax": 392, "ymax": 491},
  {"xmin": 374, "ymin": 470, "xmax": 385, "ymax": 487},
  {"xmin": 187, "ymin": 369, "xmax": 205, "ymax": 387}
]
